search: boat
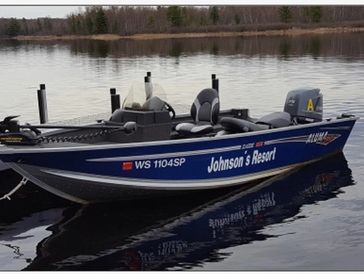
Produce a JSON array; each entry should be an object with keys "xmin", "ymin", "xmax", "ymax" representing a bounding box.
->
[
  {"xmin": 24, "ymin": 153, "xmax": 353, "ymax": 270},
  {"xmin": 0, "ymin": 74, "xmax": 359, "ymax": 204}
]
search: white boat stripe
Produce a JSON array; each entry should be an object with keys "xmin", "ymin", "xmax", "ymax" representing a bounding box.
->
[
  {"xmin": 41, "ymin": 165, "xmax": 297, "ymax": 190},
  {"xmin": 86, "ymin": 145, "xmax": 242, "ymax": 162},
  {"xmin": 265, "ymin": 140, "xmax": 307, "ymax": 145}
]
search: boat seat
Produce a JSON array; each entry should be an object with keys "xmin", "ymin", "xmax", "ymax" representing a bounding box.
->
[
  {"xmin": 176, "ymin": 88, "xmax": 219, "ymax": 135},
  {"xmin": 220, "ymin": 112, "xmax": 291, "ymax": 133},
  {"xmin": 142, "ymin": 96, "xmax": 166, "ymax": 111},
  {"xmin": 256, "ymin": 112, "xmax": 291, "ymax": 128},
  {"xmin": 221, "ymin": 117, "xmax": 268, "ymax": 133}
]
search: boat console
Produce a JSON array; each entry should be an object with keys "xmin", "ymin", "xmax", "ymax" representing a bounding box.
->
[
  {"xmin": 107, "ymin": 108, "xmax": 172, "ymax": 142},
  {"xmin": 0, "ymin": 76, "xmax": 325, "ymax": 146}
]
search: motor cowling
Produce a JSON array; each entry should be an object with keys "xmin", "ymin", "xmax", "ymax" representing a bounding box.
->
[
  {"xmin": 284, "ymin": 88, "xmax": 323, "ymax": 123},
  {"xmin": 0, "ymin": 116, "xmax": 39, "ymax": 145}
]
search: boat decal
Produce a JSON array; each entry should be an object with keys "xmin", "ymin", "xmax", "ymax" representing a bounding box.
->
[
  {"xmin": 86, "ymin": 145, "xmax": 242, "ymax": 162},
  {"xmin": 265, "ymin": 132, "xmax": 341, "ymax": 146},
  {"xmin": 207, "ymin": 147, "xmax": 277, "ymax": 174},
  {"xmin": 311, "ymin": 133, "xmax": 341, "ymax": 145},
  {"xmin": 264, "ymin": 135, "xmax": 308, "ymax": 145},
  {"xmin": 122, "ymin": 161, "xmax": 133, "ymax": 171},
  {"xmin": 122, "ymin": 157, "xmax": 187, "ymax": 171}
]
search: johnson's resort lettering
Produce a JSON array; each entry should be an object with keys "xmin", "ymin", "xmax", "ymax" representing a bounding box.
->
[
  {"xmin": 207, "ymin": 147, "xmax": 277, "ymax": 173},
  {"xmin": 208, "ymin": 155, "xmax": 245, "ymax": 173}
]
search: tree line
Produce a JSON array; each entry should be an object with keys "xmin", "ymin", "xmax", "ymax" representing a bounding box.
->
[{"xmin": 0, "ymin": 6, "xmax": 363, "ymax": 37}]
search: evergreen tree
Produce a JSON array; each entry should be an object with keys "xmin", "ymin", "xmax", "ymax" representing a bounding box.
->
[
  {"xmin": 22, "ymin": 17, "xmax": 28, "ymax": 35},
  {"xmin": 167, "ymin": 6, "xmax": 183, "ymax": 27},
  {"xmin": 234, "ymin": 14, "xmax": 241, "ymax": 25},
  {"xmin": 76, "ymin": 17, "xmax": 82, "ymax": 33},
  {"xmin": 310, "ymin": 6, "xmax": 322, "ymax": 23},
  {"xmin": 44, "ymin": 17, "xmax": 53, "ymax": 31},
  {"xmin": 303, "ymin": 6, "xmax": 322, "ymax": 23},
  {"xmin": 68, "ymin": 15, "xmax": 77, "ymax": 33},
  {"xmin": 85, "ymin": 14, "xmax": 94, "ymax": 34},
  {"xmin": 147, "ymin": 15, "xmax": 155, "ymax": 27},
  {"xmin": 279, "ymin": 6, "xmax": 292, "ymax": 23},
  {"xmin": 95, "ymin": 7, "xmax": 108, "ymax": 34},
  {"xmin": 36, "ymin": 18, "xmax": 42, "ymax": 31},
  {"xmin": 6, "ymin": 18, "xmax": 21, "ymax": 37},
  {"xmin": 210, "ymin": 6, "xmax": 219, "ymax": 25},
  {"xmin": 199, "ymin": 14, "xmax": 207, "ymax": 26}
]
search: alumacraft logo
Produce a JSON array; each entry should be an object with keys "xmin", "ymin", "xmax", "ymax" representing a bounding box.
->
[{"xmin": 306, "ymin": 131, "xmax": 341, "ymax": 145}]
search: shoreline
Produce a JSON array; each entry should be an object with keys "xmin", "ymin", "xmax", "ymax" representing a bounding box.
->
[{"xmin": 11, "ymin": 26, "xmax": 364, "ymax": 42}]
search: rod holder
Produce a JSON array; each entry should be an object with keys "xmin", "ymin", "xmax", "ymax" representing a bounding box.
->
[
  {"xmin": 144, "ymin": 76, "xmax": 152, "ymax": 100},
  {"xmin": 37, "ymin": 84, "xmax": 48, "ymax": 124},
  {"xmin": 110, "ymin": 88, "xmax": 120, "ymax": 113},
  {"xmin": 211, "ymin": 74, "xmax": 216, "ymax": 80},
  {"xmin": 147, "ymin": 71, "xmax": 151, "ymax": 77},
  {"xmin": 212, "ymin": 78, "xmax": 219, "ymax": 93}
]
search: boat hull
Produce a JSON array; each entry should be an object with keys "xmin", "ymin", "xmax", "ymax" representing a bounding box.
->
[
  {"xmin": 0, "ymin": 160, "xmax": 8, "ymax": 171},
  {"xmin": 0, "ymin": 117, "xmax": 358, "ymax": 203},
  {"xmin": 8, "ymin": 162, "xmax": 295, "ymax": 204}
]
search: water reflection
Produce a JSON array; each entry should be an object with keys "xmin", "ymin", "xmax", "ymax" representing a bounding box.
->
[
  {"xmin": 308, "ymin": 37, "xmax": 321, "ymax": 59},
  {"xmin": 0, "ymin": 169, "xmax": 69, "ymax": 270},
  {"xmin": 1, "ymin": 32, "xmax": 363, "ymax": 60},
  {"xmin": 279, "ymin": 39, "xmax": 291, "ymax": 59},
  {"xmin": 22, "ymin": 153, "xmax": 353, "ymax": 271},
  {"xmin": 169, "ymin": 40, "xmax": 183, "ymax": 58},
  {"xmin": 65, "ymin": 33, "xmax": 364, "ymax": 59}
]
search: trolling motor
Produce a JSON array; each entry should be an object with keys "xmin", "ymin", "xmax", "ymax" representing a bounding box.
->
[
  {"xmin": 0, "ymin": 116, "xmax": 40, "ymax": 145},
  {"xmin": 0, "ymin": 115, "xmax": 139, "ymax": 146}
]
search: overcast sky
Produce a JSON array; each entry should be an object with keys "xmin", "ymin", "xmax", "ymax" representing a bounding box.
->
[
  {"xmin": 0, "ymin": 6, "xmax": 84, "ymax": 19},
  {"xmin": 0, "ymin": 1, "xmax": 359, "ymax": 19}
]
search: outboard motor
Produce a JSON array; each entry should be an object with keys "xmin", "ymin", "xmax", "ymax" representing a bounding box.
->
[{"xmin": 284, "ymin": 88, "xmax": 323, "ymax": 123}]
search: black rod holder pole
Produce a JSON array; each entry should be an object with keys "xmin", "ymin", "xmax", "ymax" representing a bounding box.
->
[
  {"xmin": 146, "ymin": 71, "xmax": 151, "ymax": 78},
  {"xmin": 212, "ymin": 78, "xmax": 219, "ymax": 93},
  {"xmin": 110, "ymin": 88, "xmax": 120, "ymax": 113},
  {"xmin": 37, "ymin": 84, "xmax": 48, "ymax": 124},
  {"xmin": 144, "ymin": 76, "xmax": 152, "ymax": 100}
]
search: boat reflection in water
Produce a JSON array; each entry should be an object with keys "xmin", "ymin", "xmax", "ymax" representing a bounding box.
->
[{"xmin": 25, "ymin": 153, "xmax": 353, "ymax": 271}]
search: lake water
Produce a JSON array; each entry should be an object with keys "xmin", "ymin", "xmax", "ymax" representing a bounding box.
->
[{"xmin": 0, "ymin": 32, "xmax": 364, "ymax": 270}]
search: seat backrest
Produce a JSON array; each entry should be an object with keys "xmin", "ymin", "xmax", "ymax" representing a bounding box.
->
[
  {"xmin": 191, "ymin": 88, "xmax": 219, "ymax": 125},
  {"xmin": 142, "ymin": 96, "xmax": 166, "ymax": 111}
]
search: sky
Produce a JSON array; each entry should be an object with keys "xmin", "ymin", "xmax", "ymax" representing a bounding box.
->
[
  {"xmin": 0, "ymin": 6, "xmax": 83, "ymax": 18},
  {"xmin": 0, "ymin": 1, "xmax": 361, "ymax": 19}
]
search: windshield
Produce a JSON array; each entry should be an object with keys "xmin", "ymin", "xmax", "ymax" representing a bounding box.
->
[{"xmin": 122, "ymin": 82, "xmax": 167, "ymax": 110}]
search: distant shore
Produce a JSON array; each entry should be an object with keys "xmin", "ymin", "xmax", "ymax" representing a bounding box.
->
[{"xmin": 11, "ymin": 26, "xmax": 364, "ymax": 42}]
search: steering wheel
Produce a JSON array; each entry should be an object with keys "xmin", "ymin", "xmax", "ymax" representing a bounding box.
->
[{"xmin": 164, "ymin": 101, "xmax": 176, "ymax": 119}]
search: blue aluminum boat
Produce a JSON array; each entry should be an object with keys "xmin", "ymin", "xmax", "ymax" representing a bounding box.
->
[
  {"xmin": 0, "ymin": 75, "xmax": 358, "ymax": 204},
  {"xmin": 24, "ymin": 153, "xmax": 352, "ymax": 270}
]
